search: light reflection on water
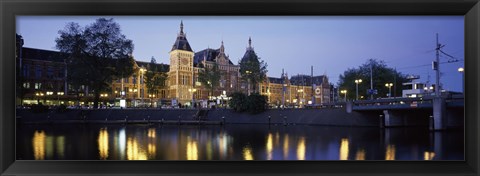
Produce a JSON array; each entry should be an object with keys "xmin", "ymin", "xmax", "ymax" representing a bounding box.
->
[{"xmin": 18, "ymin": 124, "xmax": 463, "ymax": 160}]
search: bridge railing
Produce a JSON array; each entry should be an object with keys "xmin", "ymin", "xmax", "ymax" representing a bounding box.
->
[{"xmin": 352, "ymin": 97, "xmax": 434, "ymax": 107}]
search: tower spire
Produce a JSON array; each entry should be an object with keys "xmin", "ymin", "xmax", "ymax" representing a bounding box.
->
[
  {"xmin": 220, "ymin": 40, "xmax": 225, "ymax": 53},
  {"xmin": 180, "ymin": 20, "xmax": 184, "ymax": 34},
  {"xmin": 248, "ymin": 37, "xmax": 252, "ymax": 47}
]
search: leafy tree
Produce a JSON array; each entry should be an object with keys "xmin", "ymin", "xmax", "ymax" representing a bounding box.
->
[
  {"xmin": 229, "ymin": 92, "xmax": 267, "ymax": 114},
  {"xmin": 144, "ymin": 57, "xmax": 167, "ymax": 107},
  {"xmin": 228, "ymin": 92, "xmax": 247, "ymax": 112},
  {"xmin": 337, "ymin": 59, "xmax": 408, "ymax": 100},
  {"xmin": 246, "ymin": 93, "xmax": 268, "ymax": 114},
  {"xmin": 198, "ymin": 62, "xmax": 221, "ymax": 97},
  {"xmin": 55, "ymin": 18, "xmax": 134, "ymax": 108},
  {"xmin": 239, "ymin": 50, "xmax": 267, "ymax": 94}
]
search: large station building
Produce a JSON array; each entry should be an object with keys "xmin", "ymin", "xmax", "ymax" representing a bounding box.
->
[{"xmin": 16, "ymin": 22, "xmax": 331, "ymax": 108}]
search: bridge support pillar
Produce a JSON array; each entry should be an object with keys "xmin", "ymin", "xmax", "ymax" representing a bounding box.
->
[
  {"xmin": 346, "ymin": 101, "xmax": 352, "ymax": 113},
  {"xmin": 383, "ymin": 110, "xmax": 404, "ymax": 127},
  {"xmin": 431, "ymin": 97, "xmax": 446, "ymax": 130}
]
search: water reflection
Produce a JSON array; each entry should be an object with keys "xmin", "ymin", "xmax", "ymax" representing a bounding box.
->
[
  {"xmin": 424, "ymin": 151, "xmax": 436, "ymax": 160},
  {"xmin": 385, "ymin": 145, "xmax": 396, "ymax": 160},
  {"xmin": 266, "ymin": 133, "xmax": 273, "ymax": 160},
  {"xmin": 186, "ymin": 137, "xmax": 198, "ymax": 160},
  {"xmin": 18, "ymin": 124, "xmax": 463, "ymax": 160},
  {"xmin": 296, "ymin": 137, "xmax": 306, "ymax": 160},
  {"xmin": 127, "ymin": 137, "xmax": 147, "ymax": 160},
  {"xmin": 118, "ymin": 128, "xmax": 126, "ymax": 160},
  {"xmin": 147, "ymin": 128, "xmax": 156, "ymax": 159},
  {"xmin": 243, "ymin": 145, "xmax": 254, "ymax": 160},
  {"xmin": 56, "ymin": 136, "xmax": 65, "ymax": 159},
  {"xmin": 32, "ymin": 130, "xmax": 46, "ymax": 160},
  {"xmin": 98, "ymin": 128, "xmax": 109, "ymax": 160},
  {"xmin": 283, "ymin": 134, "xmax": 289, "ymax": 159},
  {"xmin": 339, "ymin": 138, "xmax": 349, "ymax": 160},
  {"xmin": 355, "ymin": 149, "xmax": 365, "ymax": 160}
]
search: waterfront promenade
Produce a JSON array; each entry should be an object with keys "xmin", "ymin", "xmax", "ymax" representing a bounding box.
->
[{"xmin": 17, "ymin": 108, "xmax": 379, "ymax": 126}]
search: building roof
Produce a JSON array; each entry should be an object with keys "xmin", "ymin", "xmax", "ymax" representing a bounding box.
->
[
  {"xmin": 22, "ymin": 47, "xmax": 67, "ymax": 62},
  {"xmin": 136, "ymin": 61, "xmax": 169, "ymax": 72},
  {"xmin": 268, "ymin": 77, "xmax": 284, "ymax": 84},
  {"xmin": 171, "ymin": 21, "xmax": 193, "ymax": 52},
  {"xmin": 290, "ymin": 75, "xmax": 328, "ymax": 86},
  {"xmin": 240, "ymin": 37, "xmax": 260, "ymax": 64},
  {"xmin": 193, "ymin": 48, "xmax": 235, "ymax": 67}
]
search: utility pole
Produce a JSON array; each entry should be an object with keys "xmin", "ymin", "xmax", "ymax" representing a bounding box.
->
[
  {"xmin": 311, "ymin": 66, "xmax": 314, "ymax": 105},
  {"xmin": 282, "ymin": 68, "xmax": 285, "ymax": 108},
  {"xmin": 434, "ymin": 33, "xmax": 442, "ymax": 98},
  {"xmin": 370, "ymin": 63, "xmax": 373, "ymax": 100},
  {"xmin": 393, "ymin": 67, "xmax": 396, "ymax": 98}
]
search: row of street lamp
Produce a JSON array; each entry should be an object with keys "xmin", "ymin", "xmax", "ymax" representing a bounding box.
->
[
  {"xmin": 340, "ymin": 66, "xmax": 464, "ymax": 101},
  {"xmin": 340, "ymin": 79, "xmax": 395, "ymax": 101}
]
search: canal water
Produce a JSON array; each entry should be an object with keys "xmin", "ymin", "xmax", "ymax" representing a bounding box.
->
[{"xmin": 16, "ymin": 123, "xmax": 464, "ymax": 160}]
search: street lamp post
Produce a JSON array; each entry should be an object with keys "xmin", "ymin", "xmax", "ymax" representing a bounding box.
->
[
  {"xmin": 340, "ymin": 90, "xmax": 347, "ymax": 102},
  {"xmin": 385, "ymin": 83, "xmax": 393, "ymax": 98},
  {"xmin": 139, "ymin": 68, "xmax": 146, "ymax": 107},
  {"xmin": 355, "ymin": 79, "xmax": 362, "ymax": 100},
  {"xmin": 458, "ymin": 67, "xmax": 464, "ymax": 94}
]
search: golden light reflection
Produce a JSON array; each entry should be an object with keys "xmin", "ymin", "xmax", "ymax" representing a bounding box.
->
[
  {"xmin": 424, "ymin": 151, "xmax": 436, "ymax": 160},
  {"xmin": 127, "ymin": 137, "xmax": 147, "ymax": 160},
  {"xmin": 147, "ymin": 128, "xmax": 156, "ymax": 138},
  {"xmin": 242, "ymin": 145, "xmax": 254, "ymax": 160},
  {"xmin": 32, "ymin": 130, "xmax": 46, "ymax": 160},
  {"xmin": 56, "ymin": 136, "xmax": 65, "ymax": 159},
  {"xmin": 98, "ymin": 128, "xmax": 109, "ymax": 160},
  {"xmin": 266, "ymin": 133, "xmax": 273, "ymax": 160},
  {"xmin": 339, "ymin": 138, "xmax": 350, "ymax": 160},
  {"xmin": 147, "ymin": 128, "xmax": 156, "ymax": 158},
  {"xmin": 355, "ymin": 149, "xmax": 366, "ymax": 160},
  {"xmin": 283, "ymin": 134, "xmax": 289, "ymax": 159},
  {"xmin": 186, "ymin": 137, "xmax": 198, "ymax": 160},
  {"xmin": 45, "ymin": 136, "xmax": 54, "ymax": 159},
  {"xmin": 296, "ymin": 137, "xmax": 306, "ymax": 160},
  {"xmin": 385, "ymin": 145, "xmax": 396, "ymax": 160},
  {"xmin": 147, "ymin": 143, "xmax": 156, "ymax": 158}
]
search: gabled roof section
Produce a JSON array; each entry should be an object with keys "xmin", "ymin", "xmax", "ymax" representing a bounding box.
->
[
  {"xmin": 193, "ymin": 47, "xmax": 234, "ymax": 67},
  {"xmin": 22, "ymin": 47, "xmax": 67, "ymax": 62},
  {"xmin": 268, "ymin": 77, "xmax": 284, "ymax": 84},
  {"xmin": 240, "ymin": 37, "xmax": 259, "ymax": 64},
  {"xmin": 290, "ymin": 75, "xmax": 328, "ymax": 86},
  {"xmin": 171, "ymin": 21, "xmax": 193, "ymax": 52}
]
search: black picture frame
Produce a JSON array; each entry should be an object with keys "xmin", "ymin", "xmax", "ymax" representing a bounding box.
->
[{"xmin": 1, "ymin": 0, "xmax": 479, "ymax": 175}]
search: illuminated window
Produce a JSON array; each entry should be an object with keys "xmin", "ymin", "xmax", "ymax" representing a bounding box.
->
[
  {"xmin": 23, "ymin": 82, "xmax": 30, "ymax": 89},
  {"xmin": 35, "ymin": 83, "xmax": 42, "ymax": 90}
]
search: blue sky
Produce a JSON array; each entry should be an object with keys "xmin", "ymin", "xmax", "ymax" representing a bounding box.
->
[{"xmin": 17, "ymin": 16, "xmax": 464, "ymax": 92}]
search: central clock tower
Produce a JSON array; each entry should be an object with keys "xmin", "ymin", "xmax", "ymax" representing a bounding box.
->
[{"xmin": 168, "ymin": 21, "xmax": 194, "ymax": 105}]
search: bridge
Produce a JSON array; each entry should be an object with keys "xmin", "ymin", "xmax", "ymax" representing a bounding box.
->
[
  {"xmin": 351, "ymin": 95, "xmax": 464, "ymax": 111},
  {"xmin": 344, "ymin": 94, "xmax": 464, "ymax": 130}
]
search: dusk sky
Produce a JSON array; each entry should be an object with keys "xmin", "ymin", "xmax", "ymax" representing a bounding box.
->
[{"xmin": 17, "ymin": 16, "xmax": 464, "ymax": 92}]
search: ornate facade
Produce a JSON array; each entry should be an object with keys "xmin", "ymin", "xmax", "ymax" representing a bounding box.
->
[{"xmin": 16, "ymin": 22, "xmax": 331, "ymax": 108}]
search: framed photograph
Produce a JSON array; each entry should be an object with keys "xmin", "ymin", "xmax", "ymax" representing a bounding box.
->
[{"xmin": 1, "ymin": 0, "xmax": 479, "ymax": 176}]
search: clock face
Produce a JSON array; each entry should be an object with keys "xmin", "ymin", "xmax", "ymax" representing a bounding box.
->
[{"xmin": 181, "ymin": 58, "xmax": 189, "ymax": 65}]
